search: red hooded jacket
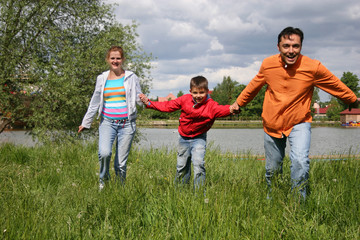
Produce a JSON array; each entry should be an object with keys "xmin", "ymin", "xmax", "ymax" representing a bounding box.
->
[{"xmin": 147, "ymin": 94, "xmax": 231, "ymax": 138}]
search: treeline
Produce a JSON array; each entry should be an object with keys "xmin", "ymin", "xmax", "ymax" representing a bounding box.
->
[{"xmin": 140, "ymin": 72, "xmax": 360, "ymax": 121}]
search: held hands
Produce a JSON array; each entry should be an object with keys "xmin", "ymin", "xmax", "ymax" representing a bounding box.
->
[
  {"xmin": 139, "ymin": 93, "xmax": 150, "ymax": 105},
  {"xmin": 230, "ymin": 101, "xmax": 241, "ymax": 114}
]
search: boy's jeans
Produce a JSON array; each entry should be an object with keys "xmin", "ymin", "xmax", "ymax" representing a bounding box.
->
[
  {"xmin": 98, "ymin": 117, "xmax": 136, "ymax": 185},
  {"xmin": 175, "ymin": 133, "xmax": 207, "ymax": 188},
  {"xmin": 264, "ymin": 122, "xmax": 311, "ymax": 200}
]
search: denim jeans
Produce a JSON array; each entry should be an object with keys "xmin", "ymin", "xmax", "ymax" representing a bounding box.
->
[
  {"xmin": 98, "ymin": 117, "xmax": 136, "ymax": 185},
  {"xmin": 175, "ymin": 133, "xmax": 207, "ymax": 188},
  {"xmin": 264, "ymin": 122, "xmax": 311, "ymax": 200}
]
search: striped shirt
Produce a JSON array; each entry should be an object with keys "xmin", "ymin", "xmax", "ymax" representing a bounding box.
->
[{"xmin": 101, "ymin": 77, "xmax": 128, "ymax": 120}]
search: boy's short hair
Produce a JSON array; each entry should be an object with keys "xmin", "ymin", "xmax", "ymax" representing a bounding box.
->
[{"xmin": 190, "ymin": 76, "xmax": 209, "ymax": 90}]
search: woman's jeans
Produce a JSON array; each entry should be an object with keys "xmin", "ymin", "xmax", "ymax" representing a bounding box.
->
[
  {"xmin": 98, "ymin": 117, "xmax": 136, "ymax": 184},
  {"xmin": 175, "ymin": 133, "xmax": 207, "ymax": 188},
  {"xmin": 264, "ymin": 122, "xmax": 311, "ymax": 200}
]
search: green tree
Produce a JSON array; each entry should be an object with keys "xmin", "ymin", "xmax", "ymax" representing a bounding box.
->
[
  {"xmin": 337, "ymin": 72, "xmax": 360, "ymax": 109},
  {"xmin": 237, "ymin": 84, "xmax": 266, "ymax": 119},
  {"xmin": 177, "ymin": 90, "xmax": 184, "ymax": 98},
  {"xmin": 341, "ymin": 72, "xmax": 360, "ymax": 95},
  {"xmin": 211, "ymin": 76, "xmax": 265, "ymax": 119},
  {"xmin": 326, "ymin": 97, "xmax": 343, "ymax": 121},
  {"xmin": 0, "ymin": 0, "xmax": 152, "ymax": 139},
  {"xmin": 211, "ymin": 76, "xmax": 239, "ymax": 105}
]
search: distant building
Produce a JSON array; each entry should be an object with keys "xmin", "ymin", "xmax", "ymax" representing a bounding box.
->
[
  {"xmin": 313, "ymin": 102, "xmax": 328, "ymax": 118},
  {"xmin": 340, "ymin": 108, "xmax": 360, "ymax": 123},
  {"xmin": 158, "ymin": 93, "xmax": 176, "ymax": 102}
]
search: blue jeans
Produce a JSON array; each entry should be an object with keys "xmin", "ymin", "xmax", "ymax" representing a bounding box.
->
[
  {"xmin": 264, "ymin": 122, "xmax": 311, "ymax": 200},
  {"xmin": 175, "ymin": 133, "xmax": 207, "ymax": 188},
  {"xmin": 98, "ymin": 117, "xmax": 136, "ymax": 184}
]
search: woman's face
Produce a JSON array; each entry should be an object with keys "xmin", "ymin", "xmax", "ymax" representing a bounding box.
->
[{"xmin": 107, "ymin": 51, "xmax": 123, "ymax": 72}]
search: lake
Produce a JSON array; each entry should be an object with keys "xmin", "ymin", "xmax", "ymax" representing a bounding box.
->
[
  {"xmin": 2, "ymin": 127, "xmax": 359, "ymax": 157},
  {"xmin": 137, "ymin": 127, "xmax": 360, "ymax": 156}
]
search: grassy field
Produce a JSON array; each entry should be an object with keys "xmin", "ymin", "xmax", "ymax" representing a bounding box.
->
[{"xmin": 0, "ymin": 141, "xmax": 359, "ymax": 239}]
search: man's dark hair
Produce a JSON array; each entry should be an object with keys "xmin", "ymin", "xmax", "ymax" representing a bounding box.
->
[
  {"xmin": 278, "ymin": 27, "xmax": 304, "ymax": 44},
  {"xmin": 190, "ymin": 76, "xmax": 208, "ymax": 90}
]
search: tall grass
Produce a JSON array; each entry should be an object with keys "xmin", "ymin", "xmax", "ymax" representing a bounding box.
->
[{"xmin": 0, "ymin": 141, "xmax": 359, "ymax": 239}]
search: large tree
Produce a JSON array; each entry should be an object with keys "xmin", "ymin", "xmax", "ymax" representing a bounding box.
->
[
  {"xmin": 211, "ymin": 76, "xmax": 265, "ymax": 119},
  {"xmin": 337, "ymin": 72, "xmax": 360, "ymax": 109},
  {"xmin": 211, "ymin": 76, "xmax": 239, "ymax": 105},
  {"xmin": 236, "ymin": 84, "xmax": 266, "ymax": 119},
  {"xmin": 0, "ymin": 0, "xmax": 152, "ymax": 139},
  {"xmin": 340, "ymin": 72, "xmax": 360, "ymax": 95}
]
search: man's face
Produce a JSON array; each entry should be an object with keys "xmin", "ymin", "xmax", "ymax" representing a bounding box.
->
[
  {"xmin": 277, "ymin": 34, "xmax": 302, "ymax": 65},
  {"xmin": 190, "ymin": 87, "xmax": 208, "ymax": 103}
]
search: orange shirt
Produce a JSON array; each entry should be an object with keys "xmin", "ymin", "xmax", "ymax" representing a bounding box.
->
[{"xmin": 236, "ymin": 54, "xmax": 357, "ymax": 138}]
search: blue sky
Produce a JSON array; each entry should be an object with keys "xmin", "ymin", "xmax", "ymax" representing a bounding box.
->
[{"xmin": 106, "ymin": 0, "xmax": 360, "ymax": 101}]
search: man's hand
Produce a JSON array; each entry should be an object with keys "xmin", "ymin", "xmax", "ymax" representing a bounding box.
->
[
  {"xmin": 349, "ymin": 99, "xmax": 359, "ymax": 111},
  {"xmin": 230, "ymin": 101, "xmax": 240, "ymax": 114}
]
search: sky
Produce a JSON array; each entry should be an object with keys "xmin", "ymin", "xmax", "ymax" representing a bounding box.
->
[{"xmin": 105, "ymin": 0, "xmax": 360, "ymax": 101}]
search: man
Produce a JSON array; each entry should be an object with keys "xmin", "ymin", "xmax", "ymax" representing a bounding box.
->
[{"xmin": 231, "ymin": 26, "xmax": 359, "ymax": 200}]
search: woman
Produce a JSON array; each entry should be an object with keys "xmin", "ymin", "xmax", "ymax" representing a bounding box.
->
[{"xmin": 78, "ymin": 46, "xmax": 143, "ymax": 190}]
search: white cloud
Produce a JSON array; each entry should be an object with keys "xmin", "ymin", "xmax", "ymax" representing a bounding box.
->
[
  {"xmin": 104, "ymin": 0, "xmax": 360, "ymax": 101},
  {"xmin": 348, "ymin": 5, "xmax": 360, "ymax": 19},
  {"xmin": 208, "ymin": 38, "xmax": 224, "ymax": 52},
  {"xmin": 207, "ymin": 15, "xmax": 265, "ymax": 34}
]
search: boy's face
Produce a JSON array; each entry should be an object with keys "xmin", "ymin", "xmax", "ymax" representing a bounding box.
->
[{"xmin": 190, "ymin": 87, "xmax": 208, "ymax": 103}]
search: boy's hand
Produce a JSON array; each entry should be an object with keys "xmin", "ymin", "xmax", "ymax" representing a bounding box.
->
[{"xmin": 139, "ymin": 93, "xmax": 149, "ymax": 105}]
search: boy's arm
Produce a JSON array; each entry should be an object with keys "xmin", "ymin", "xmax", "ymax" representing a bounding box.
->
[
  {"xmin": 212, "ymin": 101, "xmax": 241, "ymax": 118},
  {"xmin": 140, "ymin": 94, "xmax": 182, "ymax": 112},
  {"xmin": 212, "ymin": 103, "xmax": 232, "ymax": 118}
]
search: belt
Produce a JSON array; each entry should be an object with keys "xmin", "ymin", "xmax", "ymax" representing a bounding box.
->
[{"xmin": 104, "ymin": 118, "xmax": 127, "ymax": 124}]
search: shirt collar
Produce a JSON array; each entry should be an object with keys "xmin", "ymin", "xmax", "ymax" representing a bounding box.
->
[{"xmin": 192, "ymin": 94, "xmax": 210, "ymax": 108}]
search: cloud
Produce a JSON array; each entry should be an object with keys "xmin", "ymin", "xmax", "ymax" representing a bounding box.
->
[
  {"xmin": 105, "ymin": 0, "xmax": 360, "ymax": 101},
  {"xmin": 208, "ymin": 38, "xmax": 224, "ymax": 52}
]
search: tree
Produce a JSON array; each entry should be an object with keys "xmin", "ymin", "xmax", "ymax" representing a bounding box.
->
[
  {"xmin": 0, "ymin": 0, "xmax": 153, "ymax": 140},
  {"xmin": 211, "ymin": 76, "xmax": 239, "ymax": 105},
  {"xmin": 326, "ymin": 97, "xmax": 343, "ymax": 121},
  {"xmin": 337, "ymin": 72, "xmax": 360, "ymax": 109},
  {"xmin": 341, "ymin": 72, "xmax": 360, "ymax": 95},
  {"xmin": 237, "ymin": 84, "xmax": 266, "ymax": 119},
  {"xmin": 211, "ymin": 76, "xmax": 265, "ymax": 119},
  {"xmin": 177, "ymin": 90, "xmax": 184, "ymax": 98}
]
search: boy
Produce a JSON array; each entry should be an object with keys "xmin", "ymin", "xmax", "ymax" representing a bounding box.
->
[{"xmin": 139, "ymin": 76, "xmax": 237, "ymax": 188}]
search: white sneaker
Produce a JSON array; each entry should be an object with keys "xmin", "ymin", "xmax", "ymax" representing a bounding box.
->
[{"xmin": 99, "ymin": 183, "xmax": 105, "ymax": 191}]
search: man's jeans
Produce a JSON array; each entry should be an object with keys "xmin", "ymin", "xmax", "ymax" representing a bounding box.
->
[
  {"xmin": 264, "ymin": 122, "xmax": 311, "ymax": 200},
  {"xmin": 175, "ymin": 133, "xmax": 207, "ymax": 188},
  {"xmin": 98, "ymin": 117, "xmax": 136, "ymax": 185}
]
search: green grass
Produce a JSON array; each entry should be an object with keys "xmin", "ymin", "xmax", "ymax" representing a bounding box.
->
[{"xmin": 0, "ymin": 142, "xmax": 359, "ymax": 239}]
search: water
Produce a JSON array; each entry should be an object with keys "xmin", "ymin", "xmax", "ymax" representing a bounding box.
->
[
  {"xmin": 1, "ymin": 127, "xmax": 359, "ymax": 156},
  {"xmin": 137, "ymin": 127, "xmax": 360, "ymax": 156}
]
